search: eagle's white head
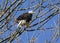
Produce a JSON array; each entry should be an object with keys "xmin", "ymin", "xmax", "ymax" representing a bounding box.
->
[{"xmin": 28, "ymin": 10, "xmax": 35, "ymax": 14}]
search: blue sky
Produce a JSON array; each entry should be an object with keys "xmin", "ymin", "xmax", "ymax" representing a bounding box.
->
[{"xmin": 0, "ymin": 0, "xmax": 60, "ymax": 43}]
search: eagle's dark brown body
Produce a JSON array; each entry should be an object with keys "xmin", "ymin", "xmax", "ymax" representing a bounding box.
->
[{"xmin": 16, "ymin": 13, "xmax": 32, "ymax": 23}]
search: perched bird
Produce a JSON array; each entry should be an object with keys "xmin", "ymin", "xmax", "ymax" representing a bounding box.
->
[{"xmin": 16, "ymin": 10, "xmax": 35, "ymax": 28}]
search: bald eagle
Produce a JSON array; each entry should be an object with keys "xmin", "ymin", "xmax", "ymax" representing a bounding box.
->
[{"xmin": 16, "ymin": 10, "xmax": 35, "ymax": 28}]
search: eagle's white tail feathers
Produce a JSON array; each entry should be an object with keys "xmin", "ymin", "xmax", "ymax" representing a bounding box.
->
[{"xmin": 17, "ymin": 20, "xmax": 26, "ymax": 28}]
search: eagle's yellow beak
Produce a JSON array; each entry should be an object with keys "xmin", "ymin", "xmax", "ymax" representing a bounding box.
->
[{"xmin": 32, "ymin": 12, "xmax": 35, "ymax": 14}]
